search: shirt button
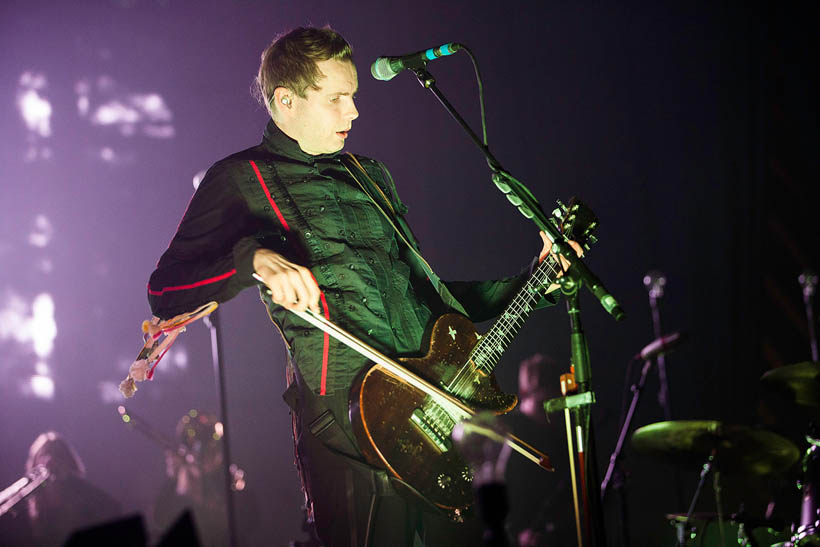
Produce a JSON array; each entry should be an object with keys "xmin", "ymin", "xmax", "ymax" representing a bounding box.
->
[
  {"xmin": 305, "ymin": 231, "xmax": 312, "ymax": 238},
  {"xmin": 367, "ymin": 329, "xmax": 373, "ymax": 335},
  {"xmin": 381, "ymin": 292, "xmax": 387, "ymax": 298},
  {"xmin": 361, "ymin": 297, "xmax": 367, "ymax": 303},
  {"xmin": 319, "ymin": 206, "xmax": 325, "ymax": 212},
  {"xmin": 349, "ymin": 264, "xmax": 355, "ymax": 270},
  {"xmin": 263, "ymin": 205, "xmax": 271, "ymax": 211}
]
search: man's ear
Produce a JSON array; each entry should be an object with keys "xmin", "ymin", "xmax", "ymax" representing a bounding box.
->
[{"xmin": 272, "ymin": 87, "xmax": 294, "ymax": 117}]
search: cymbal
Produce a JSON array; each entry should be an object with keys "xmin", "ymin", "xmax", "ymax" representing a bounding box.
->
[
  {"xmin": 761, "ymin": 361, "xmax": 820, "ymax": 407},
  {"xmin": 631, "ymin": 420, "xmax": 799, "ymax": 476}
]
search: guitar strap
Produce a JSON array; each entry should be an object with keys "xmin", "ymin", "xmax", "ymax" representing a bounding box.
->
[{"xmin": 342, "ymin": 153, "xmax": 469, "ymax": 317}]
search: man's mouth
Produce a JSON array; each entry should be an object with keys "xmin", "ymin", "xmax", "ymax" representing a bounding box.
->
[{"xmin": 336, "ymin": 130, "xmax": 349, "ymax": 139}]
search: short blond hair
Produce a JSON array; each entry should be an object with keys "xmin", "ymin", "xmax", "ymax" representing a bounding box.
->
[{"xmin": 255, "ymin": 26, "xmax": 353, "ymax": 116}]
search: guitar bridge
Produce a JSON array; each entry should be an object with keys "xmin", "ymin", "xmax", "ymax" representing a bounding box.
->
[{"xmin": 411, "ymin": 407, "xmax": 455, "ymax": 453}]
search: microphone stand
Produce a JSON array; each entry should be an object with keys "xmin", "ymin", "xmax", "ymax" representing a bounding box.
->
[
  {"xmin": 599, "ymin": 356, "xmax": 653, "ymax": 547},
  {"xmin": 799, "ymin": 270, "xmax": 818, "ymax": 361},
  {"xmin": 644, "ymin": 272, "xmax": 672, "ymax": 420},
  {"xmin": 409, "ymin": 65, "xmax": 624, "ymax": 547},
  {"xmin": 203, "ymin": 309, "xmax": 239, "ymax": 547},
  {"xmin": 644, "ymin": 272, "xmax": 685, "ymax": 513}
]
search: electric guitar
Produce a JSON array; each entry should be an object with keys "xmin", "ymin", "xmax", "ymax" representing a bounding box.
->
[{"xmin": 348, "ymin": 198, "xmax": 599, "ymax": 520}]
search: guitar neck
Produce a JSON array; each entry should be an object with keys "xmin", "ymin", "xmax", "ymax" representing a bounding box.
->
[{"xmin": 469, "ymin": 255, "xmax": 563, "ymax": 374}]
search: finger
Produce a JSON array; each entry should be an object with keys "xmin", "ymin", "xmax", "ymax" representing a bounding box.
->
[
  {"xmin": 297, "ymin": 268, "xmax": 322, "ymax": 315},
  {"xmin": 277, "ymin": 278, "xmax": 299, "ymax": 310},
  {"xmin": 569, "ymin": 240, "xmax": 584, "ymax": 258},
  {"xmin": 284, "ymin": 270, "xmax": 315, "ymax": 311},
  {"xmin": 539, "ymin": 231, "xmax": 552, "ymax": 261},
  {"xmin": 269, "ymin": 284, "xmax": 285, "ymax": 306}
]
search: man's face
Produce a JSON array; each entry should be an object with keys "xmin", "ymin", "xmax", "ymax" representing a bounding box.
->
[{"xmin": 286, "ymin": 59, "xmax": 359, "ymax": 155}]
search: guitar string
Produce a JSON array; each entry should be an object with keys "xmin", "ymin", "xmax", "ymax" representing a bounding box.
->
[
  {"xmin": 445, "ymin": 255, "xmax": 563, "ymax": 397},
  {"xmin": 422, "ymin": 256, "xmax": 563, "ymax": 437},
  {"xmin": 438, "ymin": 257, "xmax": 560, "ymax": 425},
  {"xmin": 452, "ymin": 257, "xmax": 557, "ymax": 388}
]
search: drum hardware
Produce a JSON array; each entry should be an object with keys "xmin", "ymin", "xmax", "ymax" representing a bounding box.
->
[
  {"xmin": 631, "ymin": 421, "xmax": 800, "ymax": 477},
  {"xmin": 665, "ymin": 512, "xmax": 787, "ymax": 547},
  {"xmin": 632, "ymin": 420, "xmax": 799, "ymax": 546},
  {"xmin": 761, "ymin": 361, "xmax": 820, "ymax": 546}
]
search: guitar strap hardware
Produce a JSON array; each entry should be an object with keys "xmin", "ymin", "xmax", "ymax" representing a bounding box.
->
[{"xmin": 342, "ymin": 153, "xmax": 469, "ymax": 317}]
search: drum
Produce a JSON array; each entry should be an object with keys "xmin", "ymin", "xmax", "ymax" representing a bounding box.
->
[{"xmin": 665, "ymin": 513, "xmax": 787, "ymax": 546}]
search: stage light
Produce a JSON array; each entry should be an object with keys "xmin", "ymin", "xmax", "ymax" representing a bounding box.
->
[
  {"xmin": 172, "ymin": 346, "xmax": 188, "ymax": 369},
  {"xmin": 31, "ymin": 293, "xmax": 57, "ymax": 358},
  {"xmin": 100, "ymin": 147, "xmax": 116, "ymax": 162},
  {"xmin": 29, "ymin": 374, "xmax": 55, "ymax": 400},
  {"xmin": 0, "ymin": 291, "xmax": 56, "ymax": 359},
  {"xmin": 28, "ymin": 214, "xmax": 53, "ymax": 248},
  {"xmin": 92, "ymin": 101, "xmax": 140, "ymax": 126},
  {"xmin": 17, "ymin": 72, "xmax": 52, "ymax": 138}
]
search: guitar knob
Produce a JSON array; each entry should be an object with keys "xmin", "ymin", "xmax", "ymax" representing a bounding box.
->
[
  {"xmin": 437, "ymin": 473, "xmax": 452, "ymax": 489},
  {"xmin": 461, "ymin": 467, "xmax": 473, "ymax": 482}
]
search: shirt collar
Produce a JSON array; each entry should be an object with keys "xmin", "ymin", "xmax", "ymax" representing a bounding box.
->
[{"xmin": 261, "ymin": 119, "xmax": 342, "ymax": 163}]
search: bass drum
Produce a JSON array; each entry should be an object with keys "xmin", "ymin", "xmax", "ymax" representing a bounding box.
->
[{"xmin": 665, "ymin": 513, "xmax": 788, "ymax": 546}]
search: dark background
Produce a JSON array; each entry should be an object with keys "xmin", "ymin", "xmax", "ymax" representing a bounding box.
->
[{"xmin": 1, "ymin": 1, "xmax": 816, "ymax": 544}]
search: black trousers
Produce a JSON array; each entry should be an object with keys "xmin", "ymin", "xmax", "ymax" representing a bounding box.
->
[{"xmin": 291, "ymin": 390, "xmax": 485, "ymax": 547}]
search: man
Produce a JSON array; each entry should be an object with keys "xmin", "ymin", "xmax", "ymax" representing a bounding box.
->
[
  {"xmin": 147, "ymin": 26, "xmax": 567, "ymax": 546},
  {"xmin": 24, "ymin": 432, "xmax": 123, "ymax": 547},
  {"xmin": 501, "ymin": 354, "xmax": 575, "ymax": 546}
]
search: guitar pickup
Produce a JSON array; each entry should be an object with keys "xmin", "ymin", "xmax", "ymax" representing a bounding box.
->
[{"xmin": 411, "ymin": 407, "xmax": 453, "ymax": 453}]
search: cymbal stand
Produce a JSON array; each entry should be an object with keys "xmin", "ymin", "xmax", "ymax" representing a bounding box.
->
[
  {"xmin": 799, "ymin": 270, "xmax": 818, "ymax": 361},
  {"xmin": 674, "ymin": 450, "xmax": 717, "ymax": 547}
]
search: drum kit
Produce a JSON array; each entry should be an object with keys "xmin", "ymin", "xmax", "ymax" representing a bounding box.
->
[{"xmin": 631, "ymin": 361, "xmax": 820, "ymax": 546}]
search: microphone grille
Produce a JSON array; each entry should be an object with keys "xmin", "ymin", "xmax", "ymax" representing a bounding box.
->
[{"xmin": 370, "ymin": 57, "xmax": 397, "ymax": 81}]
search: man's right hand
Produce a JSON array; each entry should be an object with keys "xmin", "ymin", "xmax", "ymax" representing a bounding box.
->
[{"xmin": 253, "ymin": 249, "xmax": 321, "ymax": 314}]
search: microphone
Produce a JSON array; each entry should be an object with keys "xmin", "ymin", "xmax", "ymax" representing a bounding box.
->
[
  {"xmin": 637, "ymin": 332, "xmax": 684, "ymax": 361},
  {"xmin": 371, "ymin": 43, "xmax": 462, "ymax": 81}
]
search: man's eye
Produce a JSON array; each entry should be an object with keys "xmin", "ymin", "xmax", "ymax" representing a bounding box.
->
[{"xmin": 330, "ymin": 97, "xmax": 340, "ymax": 103}]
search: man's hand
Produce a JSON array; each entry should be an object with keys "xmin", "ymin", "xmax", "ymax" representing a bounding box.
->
[
  {"xmin": 253, "ymin": 249, "xmax": 321, "ymax": 314},
  {"xmin": 538, "ymin": 230, "xmax": 584, "ymax": 292}
]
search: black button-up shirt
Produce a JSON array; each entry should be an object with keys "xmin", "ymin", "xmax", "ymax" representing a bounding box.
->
[{"xmin": 148, "ymin": 120, "xmax": 544, "ymax": 395}]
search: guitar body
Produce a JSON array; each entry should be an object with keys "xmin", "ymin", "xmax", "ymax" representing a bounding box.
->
[{"xmin": 349, "ymin": 313, "xmax": 517, "ymax": 519}]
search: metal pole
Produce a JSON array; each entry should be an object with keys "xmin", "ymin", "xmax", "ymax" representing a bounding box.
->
[{"xmin": 204, "ymin": 309, "xmax": 238, "ymax": 547}]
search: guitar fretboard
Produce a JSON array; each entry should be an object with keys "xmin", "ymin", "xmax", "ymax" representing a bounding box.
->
[{"xmin": 468, "ymin": 255, "xmax": 563, "ymax": 375}]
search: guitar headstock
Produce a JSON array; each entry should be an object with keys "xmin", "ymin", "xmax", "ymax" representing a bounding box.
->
[{"xmin": 551, "ymin": 197, "xmax": 599, "ymax": 251}]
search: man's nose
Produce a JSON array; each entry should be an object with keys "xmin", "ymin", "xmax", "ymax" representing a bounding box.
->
[{"xmin": 347, "ymin": 100, "xmax": 359, "ymax": 121}]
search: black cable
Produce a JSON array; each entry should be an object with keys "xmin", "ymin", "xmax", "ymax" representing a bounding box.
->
[{"xmin": 460, "ymin": 45, "xmax": 488, "ymax": 146}]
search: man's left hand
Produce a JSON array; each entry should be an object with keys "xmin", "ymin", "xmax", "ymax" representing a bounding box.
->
[{"xmin": 538, "ymin": 230, "xmax": 584, "ymax": 292}]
